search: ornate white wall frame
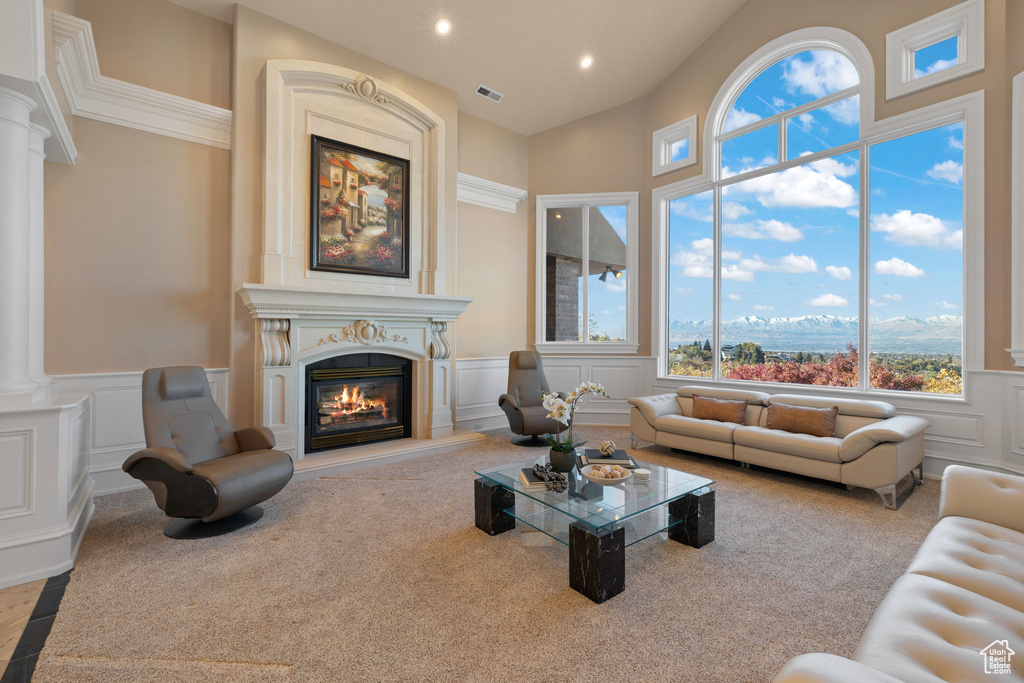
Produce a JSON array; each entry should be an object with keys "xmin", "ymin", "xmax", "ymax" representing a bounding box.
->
[
  {"xmin": 1010, "ymin": 70, "xmax": 1024, "ymax": 366},
  {"xmin": 262, "ymin": 60, "xmax": 447, "ymax": 295},
  {"xmin": 50, "ymin": 11, "xmax": 233, "ymax": 149}
]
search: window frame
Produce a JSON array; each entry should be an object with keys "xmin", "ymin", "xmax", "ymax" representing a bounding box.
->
[
  {"xmin": 652, "ymin": 114, "xmax": 698, "ymax": 176},
  {"xmin": 651, "ymin": 27, "xmax": 984, "ymax": 400},
  {"xmin": 535, "ymin": 191, "xmax": 640, "ymax": 354}
]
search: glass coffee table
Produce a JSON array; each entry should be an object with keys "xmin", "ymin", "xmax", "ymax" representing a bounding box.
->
[{"xmin": 474, "ymin": 454, "xmax": 715, "ymax": 603}]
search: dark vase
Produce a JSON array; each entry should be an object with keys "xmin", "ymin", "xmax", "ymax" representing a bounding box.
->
[{"xmin": 548, "ymin": 448, "xmax": 575, "ymax": 472}]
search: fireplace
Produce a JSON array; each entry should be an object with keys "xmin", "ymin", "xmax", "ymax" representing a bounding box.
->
[{"xmin": 305, "ymin": 353, "xmax": 412, "ymax": 453}]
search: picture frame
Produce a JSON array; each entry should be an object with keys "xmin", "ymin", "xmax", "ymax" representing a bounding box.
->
[{"xmin": 310, "ymin": 134, "xmax": 410, "ymax": 278}]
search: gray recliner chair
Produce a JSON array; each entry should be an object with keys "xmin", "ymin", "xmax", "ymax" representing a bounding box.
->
[
  {"xmin": 123, "ymin": 366, "xmax": 294, "ymax": 538},
  {"xmin": 498, "ymin": 351, "xmax": 570, "ymax": 446}
]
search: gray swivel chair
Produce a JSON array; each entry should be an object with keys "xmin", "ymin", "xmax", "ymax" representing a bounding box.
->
[
  {"xmin": 123, "ymin": 366, "xmax": 294, "ymax": 538},
  {"xmin": 498, "ymin": 351, "xmax": 570, "ymax": 446}
]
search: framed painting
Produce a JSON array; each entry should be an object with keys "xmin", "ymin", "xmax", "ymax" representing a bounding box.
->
[{"xmin": 310, "ymin": 134, "xmax": 410, "ymax": 278}]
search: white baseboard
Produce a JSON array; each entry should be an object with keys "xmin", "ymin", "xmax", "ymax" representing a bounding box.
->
[{"xmin": 53, "ymin": 369, "xmax": 230, "ymax": 496}]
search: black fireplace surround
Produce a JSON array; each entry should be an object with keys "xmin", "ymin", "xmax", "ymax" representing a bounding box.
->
[{"xmin": 305, "ymin": 353, "xmax": 412, "ymax": 453}]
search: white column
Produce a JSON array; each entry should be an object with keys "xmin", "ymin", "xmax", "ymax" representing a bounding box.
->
[
  {"xmin": 0, "ymin": 86, "xmax": 38, "ymax": 396},
  {"xmin": 28, "ymin": 123, "xmax": 52, "ymax": 389}
]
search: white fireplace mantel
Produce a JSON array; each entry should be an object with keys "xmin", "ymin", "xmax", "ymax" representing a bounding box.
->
[{"xmin": 236, "ymin": 283, "xmax": 472, "ymax": 321}]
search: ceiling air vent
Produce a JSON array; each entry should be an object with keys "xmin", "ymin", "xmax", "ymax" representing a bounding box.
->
[{"xmin": 475, "ymin": 85, "xmax": 504, "ymax": 103}]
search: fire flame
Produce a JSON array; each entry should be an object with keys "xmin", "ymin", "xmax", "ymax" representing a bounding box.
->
[{"xmin": 323, "ymin": 384, "xmax": 389, "ymax": 418}]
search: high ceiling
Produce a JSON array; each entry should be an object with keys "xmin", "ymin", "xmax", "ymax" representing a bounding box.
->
[{"xmin": 167, "ymin": 0, "xmax": 747, "ymax": 135}]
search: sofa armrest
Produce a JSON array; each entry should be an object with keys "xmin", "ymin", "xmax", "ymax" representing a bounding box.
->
[
  {"xmin": 235, "ymin": 426, "xmax": 276, "ymax": 451},
  {"xmin": 838, "ymin": 415, "xmax": 929, "ymax": 462},
  {"xmin": 627, "ymin": 394, "xmax": 681, "ymax": 426},
  {"xmin": 122, "ymin": 446, "xmax": 192, "ymax": 474},
  {"xmin": 939, "ymin": 465, "xmax": 1024, "ymax": 533},
  {"xmin": 774, "ymin": 654, "xmax": 902, "ymax": 683}
]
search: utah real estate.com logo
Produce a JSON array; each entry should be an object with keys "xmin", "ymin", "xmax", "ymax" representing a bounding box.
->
[{"xmin": 980, "ymin": 640, "xmax": 1015, "ymax": 676}]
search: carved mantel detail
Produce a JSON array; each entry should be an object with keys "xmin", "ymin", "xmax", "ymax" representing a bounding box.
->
[
  {"xmin": 318, "ymin": 320, "xmax": 409, "ymax": 347},
  {"xmin": 429, "ymin": 322, "xmax": 450, "ymax": 360},
  {"xmin": 260, "ymin": 319, "xmax": 291, "ymax": 367},
  {"xmin": 343, "ymin": 76, "xmax": 388, "ymax": 105}
]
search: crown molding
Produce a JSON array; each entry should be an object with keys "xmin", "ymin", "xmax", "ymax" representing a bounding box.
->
[
  {"xmin": 50, "ymin": 11, "xmax": 232, "ymax": 149},
  {"xmin": 456, "ymin": 172, "xmax": 527, "ymax": 213}
]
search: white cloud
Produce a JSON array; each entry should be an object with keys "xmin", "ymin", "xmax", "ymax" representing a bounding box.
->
[
  {"xmin": 724, "ymin": 107, "xmax": 761, "ymax": 132},
  {"xmin": 797, "ymin": 112, "xmax": 815, "ymax": 132},
  {"xmin": 604, "ymin": 279, "xmax": 626, "ymax": 293},
  {"xmin": 805, "ymin": 293, "xmax": 849, "ymax": 307},
  {"xmin": 948, "ymin": 136, "xmax": 963, "ymax": 151},
  {"xmin": 601, "ymin": 310, "xmax": 611, "ymax": 316},
  {"xmin": 753, "ymin": 304, "xmax": 774, "ymax": 311},
  {"xmin": 870, "ymin": 298, "xmax": 885, "ymax": 307},
  {"xmin": 672, "ymin": 243, "xmax": 753, "ymax": 281},
  {"xmin": 675, "ymin": 287, "xmax": 693, "ymax": 296},
  {"xmin": 871, "ymin": 210, "xmax": 962, "ymax": 250},
  {"xmin": 782, "ymin": 51, "xmax": 859, "ymax": 98},
  {"xmin": 727, "ymin": 293, "xmax": 742, "ymax": 302},
  {"xmin": 723, "ymin": 219, "xmax": 803, "ymax": 242},
  {"xmin": 739, "ymin": 253, "xmax": 818, "ymax": 274},
  {"xmin": 721, "ymin": 201, "xmax": 752, "ymax": 221},
  {"xmin": 874, "ymin": 257, "xmax": 926, "ymax": 278},
  {"xmin": 926, "ymin": 160, "xmax": 963, "ymax": 184},
  {"xmin": 771, "ymin": 96, "xmax": 789, "ymax": 109},
  {"xmin": 670, "ymin": 198, "xmax": 712, "ymax": 222},
  {"xmin": 721, "ymin": 265, "xmax": 755, "ymax": 281},
  {"xmin": 825, "ymin": 265, "xmax": 852, "ymax": 281},
  {"xmin": 822, "ymin": 94, "xmax": 859, "ymax": 126},
  {"xmin": 915, "ymin": 58, "xmax": 957, "ymax": 79},
  {"xmin": 935, "ymin": 300, "xmax": 957, "ymax": 310},
  {"xmin": 731, "ymin": 157, "xmax": 857, "ymax": 209},
  {"xmin": 882, "ymin": 293, "xmax": 905, "ymax": 302}
]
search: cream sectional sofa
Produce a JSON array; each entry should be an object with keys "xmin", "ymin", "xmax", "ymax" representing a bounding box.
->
[
  {"xmin": 775, "ymin": 465, "xmax": 1024, "ymax": 682},
  {"xmin": 628, "ymin": 386, "xmax": 930, "ymax": 508}
]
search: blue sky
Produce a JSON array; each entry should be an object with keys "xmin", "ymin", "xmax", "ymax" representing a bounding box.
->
[
  {"xmin": 588, "ymin": 205, "xmax": 629, "ymax": 338},
  {"xmin": 667, "ymin": 49, "xmax": 964, "ymax": 354}
]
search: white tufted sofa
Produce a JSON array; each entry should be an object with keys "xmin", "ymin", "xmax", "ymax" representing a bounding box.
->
[{"xmin": 775, "ymin": 465, "xmax": 1024, "ymax": 682}]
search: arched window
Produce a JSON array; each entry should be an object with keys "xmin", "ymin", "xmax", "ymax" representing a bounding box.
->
[{"xmin": 657, "ymin": 30, "xmax": 977, "ymax": 395}]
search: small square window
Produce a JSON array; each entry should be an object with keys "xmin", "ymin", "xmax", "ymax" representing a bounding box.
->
[
  {"xmin": 913, "ymin": 36, "xmax": 959, "ymax": 79},
  {"xmin": 652, "ymin": 115, "xmax": 697, "ymax": 176}
]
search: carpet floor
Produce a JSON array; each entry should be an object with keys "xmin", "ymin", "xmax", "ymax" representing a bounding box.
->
[{"xmin": 34, "ymin": 426, "xmax": 939, "ymax": 682}]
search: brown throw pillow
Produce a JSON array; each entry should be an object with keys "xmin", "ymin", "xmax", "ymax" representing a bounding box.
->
[
  {"xmin": 692, "ymin": 395, "xmax": 748, "ymax": 424},
  {"xmin": 766, "ymin": 402, "xmax": 839, "ymax": 437}
]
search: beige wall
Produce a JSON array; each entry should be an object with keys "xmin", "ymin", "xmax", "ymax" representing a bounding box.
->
[
  {"xmin": 43, "ymin": 0, "xmax": 232, "ymax": 375},
  {"xmin": 528, "ymin": 0, "xmax": 1021, "ymax": 371},
  {"xmin": 229, "ymin": 6, "xmax": 461, "ymax": 425},
  {"xmin": 456, "ymin": 113, "xmax": 529, "ymax": 357},
  {"xmin": 44, "ymin": 119, "xmax": 231, "ymax": 374},
  {"xmin": 76, "ymin": 0, "xmax": 231, "ymax": 109}
]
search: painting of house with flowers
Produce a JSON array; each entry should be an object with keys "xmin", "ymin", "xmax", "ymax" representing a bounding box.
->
[{"xmin": 310, "ymin": 135, "xmax": 409, "ymax": 278}]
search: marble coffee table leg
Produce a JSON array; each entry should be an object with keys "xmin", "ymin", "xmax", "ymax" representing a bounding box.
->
[
  {"xmin": 569, "ymin": 522, "xmax": 625, "ymax": 603},
  {"xmin": 668, "ymin": 487, "xmax": 715, "ymax": 548},
  {"xmin": 474, "ymin": 478, "xmax": 515, "ymax": 536}
]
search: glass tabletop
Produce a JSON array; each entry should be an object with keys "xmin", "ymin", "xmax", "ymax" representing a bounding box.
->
[{"xmin": 474, "ymin": 453, "xmax": 714, "ymax": 531}]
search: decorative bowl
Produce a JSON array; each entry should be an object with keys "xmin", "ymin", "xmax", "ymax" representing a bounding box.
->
[{"xmin": 580, "ymin": 464, "xmax": 633, "ymax": 486}]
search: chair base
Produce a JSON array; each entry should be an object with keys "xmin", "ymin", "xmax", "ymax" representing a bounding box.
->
[
  {"xmin": 511, "ymin": 435, "xmax": 550, "ymax": 447},
  {"xmin": 163, "ymin": 506, "xmax": 264, "ymax": 539}
]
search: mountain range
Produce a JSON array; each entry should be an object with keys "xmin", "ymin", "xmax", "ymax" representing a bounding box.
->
[{"xmin": 668, "ymin": 314, "xmax": 962, "ymax": 354}]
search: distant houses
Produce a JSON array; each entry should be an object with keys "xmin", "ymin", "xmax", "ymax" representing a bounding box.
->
[{"xmin": 324, "ymin": 156, "xmax": 367, "ymax": 238}]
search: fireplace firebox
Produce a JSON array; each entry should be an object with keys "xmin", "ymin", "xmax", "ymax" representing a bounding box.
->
[{"xmin": 305, "ymin": 353, "xmax": 412, "ymax": 452}]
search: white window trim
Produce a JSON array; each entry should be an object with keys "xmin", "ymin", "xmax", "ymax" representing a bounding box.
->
[
  {"xmin": 652, "ymin": 114, "xmax": 697, "ymax": 176},
  {"xmin": 651, "ymin": 26, "xmax": 984, "ymax": 400},
  {"xmin": 1009, "ymin": 70, "xmax": 1024, "ymax": 366},
  {"xmin": 885, "ymin": 0, "xmax": 984, "ymax": 101},
  {"xmin": 535, "ymin": 191, "xmax": 639, "ymax": 355}
]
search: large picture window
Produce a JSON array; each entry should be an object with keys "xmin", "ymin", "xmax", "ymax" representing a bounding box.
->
[
  {"xmin": 660, "ymin": 35, "xmax": 976, "ymax": 396},
  {"xmin": 536, "ymin": 192, "xmax": 639, "ymax": 354}
]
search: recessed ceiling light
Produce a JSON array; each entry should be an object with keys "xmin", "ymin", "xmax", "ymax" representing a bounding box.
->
[
  {"xmin": 580, "ymin": 56, "xmax": 593, "ymax": 69},
  {"xmin": 555, "ymin": 213, "xmax": 562, "ymax": 219},
  {"xmin": 435, "ymin": 19, "xmax": 451, "ymax": 35}
]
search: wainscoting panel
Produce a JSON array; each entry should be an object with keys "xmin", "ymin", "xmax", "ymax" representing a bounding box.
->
[
  {"xmin": 453, "ymin": 358, "xmax": 509, "ymax": 432},
  {"xmin": 543, "ymin": 356, "xmax": 658, "ymax": 425},
  {"xmin": 0, "ymin": 429, "xmax": 33, "ymax": 520},
  {"xmin": 54, "ymin": 369, "xmax": 229, "ymax": 496}
]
